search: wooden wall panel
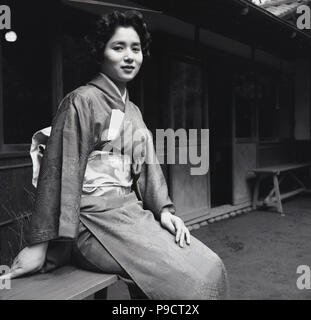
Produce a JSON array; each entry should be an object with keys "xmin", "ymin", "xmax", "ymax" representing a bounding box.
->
[
  {"xmin": 171, "ymin": 162, "xmax": 209, "ymax": 221},
  {"xmin": 258, "ymin": 143, "xmax": 295, "ymax": 167}
]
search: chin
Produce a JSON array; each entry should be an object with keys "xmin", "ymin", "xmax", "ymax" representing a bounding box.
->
[{"xmin": 119, "ymin": 75, "xmax": 136, "ymax": 82}]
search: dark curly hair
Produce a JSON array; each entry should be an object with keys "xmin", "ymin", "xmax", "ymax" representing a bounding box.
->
[{"xmin": 85, "ymin": 10, "xmax": 151, "ymax": 64}]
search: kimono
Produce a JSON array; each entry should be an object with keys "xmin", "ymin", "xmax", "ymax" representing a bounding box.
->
[{"xmin": 29, "ymin": 73, "xmax": 228, "ymax": 299}]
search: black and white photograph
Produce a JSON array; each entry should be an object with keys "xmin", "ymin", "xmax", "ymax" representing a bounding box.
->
[{"xmin": 0, "ymin": 0, "xmax": 311, "ymax": 304}]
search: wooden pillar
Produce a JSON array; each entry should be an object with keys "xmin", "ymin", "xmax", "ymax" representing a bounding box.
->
[
  {"xmin": 0, "ymin": 38, "xmax": 4, "ymax": 148},
  {"xmin": 202, "ymin": 57, "xmax": 211, "ymax": 210},
  {"xmin": 294, "ymin": 59, "xmax": 311, "ymax": 140},
  {"xmin": 51, "ymin": 3, "xmax": 63, "ymax": 116}
]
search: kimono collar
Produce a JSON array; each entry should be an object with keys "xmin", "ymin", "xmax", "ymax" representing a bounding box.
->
[{"xmin": 87, "ymin": 73, "xmax": 129, "ymax": 110}]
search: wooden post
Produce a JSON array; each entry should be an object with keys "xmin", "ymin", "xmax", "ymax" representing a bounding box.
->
[
  {"xmin": 202, "ymin": 57, "xmax": 211, "ymax": 211},
  {"xmin": 0, "ymin": 38, "xmax": 4, "ymax": 148},
  {"xmin": 51, "ymin": 2, "xmax": 63, "ymax": 116}
]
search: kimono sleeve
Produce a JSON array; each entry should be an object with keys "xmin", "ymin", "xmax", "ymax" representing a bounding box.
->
[
  {"xmin": 28, "ymin": 93, "xmax": 94, "ymax": 245},
  {"xmin": 134, "ymin": 110, "xmax": 176, "ymax": 221}
]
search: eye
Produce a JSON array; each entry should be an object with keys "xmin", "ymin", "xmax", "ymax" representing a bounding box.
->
[
  {"xmin": 132, "ymin": 46, "xmax": 141, "ymax": 53},
  {"xmin": 113, "ymin": 45, "xmax": 124, "ymax": 51}
]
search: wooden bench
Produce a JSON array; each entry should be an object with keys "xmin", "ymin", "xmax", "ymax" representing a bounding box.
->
[
  {"xmin": 0, "ymin": 265, "xmax": 118, "ymax": 300},
  {"xmin": 250, "ymin": 162, "xmax": 311, "ymax": 215}
]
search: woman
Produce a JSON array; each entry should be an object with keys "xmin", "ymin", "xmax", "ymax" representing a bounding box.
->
[{"xmin": 4, "ymin": 10, "xmax": 228, "ymax": 299}]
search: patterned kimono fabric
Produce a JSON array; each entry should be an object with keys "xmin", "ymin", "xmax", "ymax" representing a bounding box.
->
[{"xmin": 29, "ymin": 73, "xmax": 228, "ymax": 300}]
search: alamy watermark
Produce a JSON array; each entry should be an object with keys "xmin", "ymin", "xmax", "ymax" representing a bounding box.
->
[
  {"xmin": 0, "ymin": 4, "xmax": 17, "ymax": 42},
  {"xmin": 0, "ymin": 265, "xmax": 11, "ymax": 289},
  {"xmin": 0, "ymin": 5, "xmax": 10, "ymax": 29},
  {"xmin": 297, "ymin": 5, "xmax": 311, "ymax": 29},
  {"xmin": 296, "ymin": 265, "xmax": 311, "ymax": 290},
  {"xmin": 96, "ymin": 121, "xmax": 209, "ymax": 176}
]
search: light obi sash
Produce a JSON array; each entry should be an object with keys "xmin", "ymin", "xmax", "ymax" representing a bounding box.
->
[
  {"xmin": 82, "ymin": 150, "xmax": 133, "ymax": 197},
  {"xmin": 30, "ymin": 128, "xmax": 133, "ymax": 197}
]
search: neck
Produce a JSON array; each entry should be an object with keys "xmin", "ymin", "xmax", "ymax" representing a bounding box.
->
[
  {"xmin": 114, "ymin": 81, "xmax": 127, "ymax": 97},
  {"xmin": 100, "ymin": 71, "xmax": 127, "ymax": 97}
]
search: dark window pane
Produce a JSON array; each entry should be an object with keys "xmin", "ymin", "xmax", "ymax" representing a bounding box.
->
[
  {"xmin": 278, "ymin": 74, "xmax": 294, "ymax": 139},
  {"xmin": 62, "ymin": 9, "xmax": 98, "ymax": 95},
  {"xmin": 258, "ymin": 74, "xmax": 277, "ymax": 140},
  {"xmin": 170, "ymin": 59, "xmax": 202, "ymax": 130},
  {"xmin": 62, "ymin": 34, "xmax": 98, "ymax": 95},
  {"xmin": 234, "ymin": 73, "xmax": 256, "ymax": 138},
  {"xmin": 2, "ymin": 1, "xmax": 52, "ymax": 144}
]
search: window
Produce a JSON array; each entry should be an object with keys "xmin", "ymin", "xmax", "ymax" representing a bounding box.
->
[
  {"xmin": 277, "ymin": 74, "xmax": 295, "ymax": 139},
  {"xmin": 0, "ymin": 1, "xmax": 52, "ymax": 150},
  {"xmin": 169, "ymin": 58, "xmax": 203, "ymax": 130},
  {"xmin": 257, "ymin": 73, "xmax": 278, "ymax": 140},
  {"xmin": 258, "ymin": 71, "xmax": 294, "ymax": 141},
  {"xmin": 234, "ymin": 72, "xmax": 256, "ymax": 139}
]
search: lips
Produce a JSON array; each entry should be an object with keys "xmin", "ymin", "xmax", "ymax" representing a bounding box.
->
[{"xmin": 121, "ymin": 65, "xmax": 135, "ymax": 71}]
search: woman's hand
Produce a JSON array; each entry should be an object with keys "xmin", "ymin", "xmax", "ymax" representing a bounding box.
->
[
  {"xmin": 160, "ymin": 210, "xmax": 191, "ymax": 247},
  {"xmin": 0, "ymin": 242, "xmax": 48, "ymax": 280}
]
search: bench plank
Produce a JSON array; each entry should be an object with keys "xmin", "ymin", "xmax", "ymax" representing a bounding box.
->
[
  {"xmin": 250, "ymin": 162, "xmax": 311, "ymax": 174},
  {"xmin": 0, "ymin": 266, "xmax": 118, "ymax": 300}
]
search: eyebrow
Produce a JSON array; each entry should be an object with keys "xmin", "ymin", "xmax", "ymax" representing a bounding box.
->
[{"xmin": 111, "ymin": 41, "xmax": 141, "ymax": 46}]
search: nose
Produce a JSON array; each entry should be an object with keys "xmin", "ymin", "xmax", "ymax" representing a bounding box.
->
[{"xmin": 124, "ymin": 49, "xmax": 134, "ymax": 63}]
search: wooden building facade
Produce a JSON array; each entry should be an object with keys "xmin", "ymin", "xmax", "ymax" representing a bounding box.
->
[{"xmin": 1, "ymin": 0, "xmax": 311, "ymax": 265}]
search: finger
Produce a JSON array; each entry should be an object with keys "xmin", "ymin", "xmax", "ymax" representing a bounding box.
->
[
  {"xmin": 173, "ymin": 218, "xmax": 182, "ymax": 237},
  {"xmin": 11, "ymin": 259, "xmax": 19, "ymax": 270},
  {"xmin": 175, "ymin": 224, "xmax": 182, "ymax": 243},
  {"xmin": 185, "ymin": 228, "xmax": 191, "ymax": 245},
  {"xmin": 165, "ymin": 220, "xmax": 176, "ymax": 235},
  {"xmin": 179, "ymin": 230, "xmax": 186, "ymax": 247},
  {"xmin": 0, "ymin": 267, "xmax": 20, "ymax": 280},
  {"xmin": 7, "ymin": 267, "xmax": 27, "ymax": 280},
  {"xmin": 0, "ymin": 273, "xmax": 11, "ymax": 281}
]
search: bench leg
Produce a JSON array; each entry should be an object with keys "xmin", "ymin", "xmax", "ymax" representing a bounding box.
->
[
  {"xmin": 263, "ymin": 175, "xmax": 286, "ymax": 205},
  {"xmin": 252, "ymin": 175, "xmax": 261, "ymax": 210},
  {"xmin": 273, "ymin": 174, "xmax": 284, "ymax": 216},
  {"xmin": 263, "ymin": 186, "xmax": 275, "ymax": 205},
  {"xmin": 289, "ymin": 172, "xmax": 306, "ymax": 189}
]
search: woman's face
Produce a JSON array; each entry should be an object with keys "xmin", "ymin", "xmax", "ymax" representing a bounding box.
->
[{"xmin": 101, "ymin": 26, "xmax": 143, "ymax": 85}]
